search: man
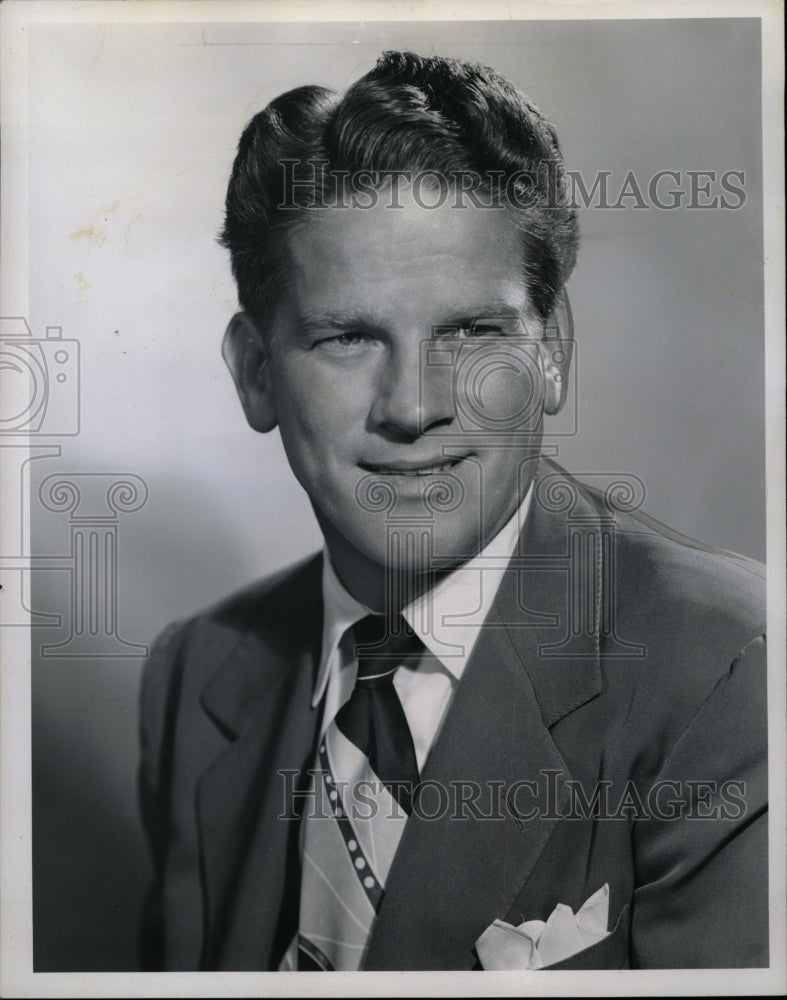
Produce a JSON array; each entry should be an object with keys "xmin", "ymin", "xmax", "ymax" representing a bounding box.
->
[{"xmin": 138, "ymin": 51, "xmax": 767, "ymax": 971}]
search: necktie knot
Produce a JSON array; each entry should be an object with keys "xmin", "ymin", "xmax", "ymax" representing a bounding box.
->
[{"xmin": 351, "ymin": 614, "xmax": 423, "ymax": 685}]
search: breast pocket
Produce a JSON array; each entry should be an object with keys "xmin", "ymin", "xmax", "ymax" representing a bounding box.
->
[{"xmin": 544, "ymin": 903, "xmax": 631, "ymax": 971}]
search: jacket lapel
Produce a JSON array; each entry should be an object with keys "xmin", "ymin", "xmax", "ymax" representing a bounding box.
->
[
  {"xmin": 195, "ymin": 556, "xmax": 324, "ymax": 970},
  {"xmin": 364, "ymin": 463, "xmax": 605, "ymax": 970}
]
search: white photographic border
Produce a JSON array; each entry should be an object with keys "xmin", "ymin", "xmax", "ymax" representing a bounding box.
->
[{"xmin": 1, "ymin": 1, "xmax": 784, "ymax": 996}]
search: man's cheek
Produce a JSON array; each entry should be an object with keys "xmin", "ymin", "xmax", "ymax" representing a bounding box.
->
[
  {"xmin": 277, "ymin": 418, "xmax": 323, "ymax": 485},
  {"xmin": 452, "ymin": 342, "xmax": 545, "ymax": 432}
]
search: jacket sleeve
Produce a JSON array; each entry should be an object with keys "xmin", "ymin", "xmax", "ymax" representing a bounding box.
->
[
  {"xmin": 630, "ymin": 634, "xmax": 769, "ymax": 968},
  {"xmin": 137, "ymin": 620, "xmax": 187, "ymax": 971}
]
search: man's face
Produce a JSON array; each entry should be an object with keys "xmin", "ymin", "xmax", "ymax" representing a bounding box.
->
[{"xmin": 239, "ymin": 187, "xmax": 567, "ymax": 593}]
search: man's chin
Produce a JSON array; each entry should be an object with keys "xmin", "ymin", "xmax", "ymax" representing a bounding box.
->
[
  {"xmin": 313, "ymin": 500, "xmax": 501, "ymax": 598},
  {"xmin": 354, "ymin": 525, "xmax": 486, "ymax": 579}
]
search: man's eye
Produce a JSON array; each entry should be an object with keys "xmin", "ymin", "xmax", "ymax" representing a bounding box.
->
[
  {"xmin": 450, "ymin": 322, "xmax": 505, "ymax": 339},
  {"xmin": 317, "ymin": 332, "xmax": 369, "ymax": 349},
  {"xmin": 466, "ymin": 324, "xmax": 503, "ymax": 337},
  {"xmin": 335, "ymin": 333, "xmax": 366, "ymax": 345}
]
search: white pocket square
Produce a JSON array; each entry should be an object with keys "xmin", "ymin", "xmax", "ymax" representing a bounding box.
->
[{"xmin": 475, "ymin": 883, "xmax": 611, "ymax": 970}]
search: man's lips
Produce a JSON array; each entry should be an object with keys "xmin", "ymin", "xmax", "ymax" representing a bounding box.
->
[{"xmin": 358, "ymin": 456, "xmax": 467, "ymax": 477}]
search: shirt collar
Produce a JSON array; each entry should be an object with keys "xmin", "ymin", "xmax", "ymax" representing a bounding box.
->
[
  {"xmin": 311, "ymin": 484, "xmax": 533, "ymax": 708},
  {"xmin": 312, "ymin": 551, "xmax": 375, "ymax": 709}
]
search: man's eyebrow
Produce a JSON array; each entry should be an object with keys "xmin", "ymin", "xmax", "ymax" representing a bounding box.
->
[
  {"xmin": 296, "ymin": 309, "xmax": 387, "ymax": 334},
  {"xmin": 443, "ymin": 304, "xmax": 543, "ymax": 332},
  {"xmin": 445, "ymin": 304, "xmax": 526, "ymax": 321}
]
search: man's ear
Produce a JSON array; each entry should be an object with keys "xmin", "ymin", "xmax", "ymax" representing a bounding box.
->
[
  {"xmin": 222, "ymin": 311, "xmax": 278, "ymax": 433},
  {"xmin": 541, "ymin": 289, "xmax": 574, "ymax": 416}
]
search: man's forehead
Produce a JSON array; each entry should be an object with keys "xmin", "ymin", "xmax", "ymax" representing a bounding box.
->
[
  {"xmin": 289, "ymin": 188, "xmax": 518, "ymax": 255},
  {"xmin": 281, "ymin": 190, "xmax": 531, "ymax": 317}
]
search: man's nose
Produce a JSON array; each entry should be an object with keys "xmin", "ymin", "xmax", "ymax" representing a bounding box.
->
[{"xmin": 370, "ymin": 336, "xmax": 455, "ymax": 439}]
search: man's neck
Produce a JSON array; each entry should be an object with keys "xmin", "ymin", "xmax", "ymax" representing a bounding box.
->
[
  {"xmin": 315, "ymin": 489, "xmax": 534, "ymax": 614},
  {"xmin": 319, "ymin": 526, "xmax": 442, "ymax": 614}
]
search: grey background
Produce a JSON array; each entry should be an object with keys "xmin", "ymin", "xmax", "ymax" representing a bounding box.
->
[{"xmin": 24, "ymin": 18, "xmax": 764, "ymax": 970}]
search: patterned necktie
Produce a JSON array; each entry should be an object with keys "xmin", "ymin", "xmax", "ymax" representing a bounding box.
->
[{"xmin": 297, "ymin": 614, "xmax": 422, "ymax": 971}]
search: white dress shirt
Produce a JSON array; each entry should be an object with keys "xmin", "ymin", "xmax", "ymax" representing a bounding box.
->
[{"xmin": 312, "ymin": 484, "xmax": 533, "ymax": 772}]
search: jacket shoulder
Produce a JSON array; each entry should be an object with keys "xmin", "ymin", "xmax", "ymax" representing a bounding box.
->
[
  {"xmin": 611, "ymin": 501, "xmax": 766, "ymax": 639},
  {"xmin": 578, "ymin": 490, "xmax": 767, "ymax": 780},
  {"xmin": 549, "ymin": 471, "xmax": 768, "ymax": 755},
  {"xmin": 150, "ymin": 550, "xmax": 321, "ymax": 658},
  {"xmin": 537, "ymin": 460, "xmax": 765, "ymax": 636},
  {"xmin": 139, "ymin": 551, "xmax": 323, "ymax": 746}
]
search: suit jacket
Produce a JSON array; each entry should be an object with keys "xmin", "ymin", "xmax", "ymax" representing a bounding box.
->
[{"xmin": 138, "ymin": 461, "xmax": 768, "ymax": 971}]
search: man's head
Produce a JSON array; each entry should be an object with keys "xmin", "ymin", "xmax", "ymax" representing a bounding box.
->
[
  {"xmin": 221, "ymin": 51, "xmax": 579, "ymax": 607},
  {"xmin": 221, "ymin": 50, "xmax": 578, "ymax": 325}
]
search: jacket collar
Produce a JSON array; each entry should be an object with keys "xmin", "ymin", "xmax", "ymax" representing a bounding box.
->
[
  {"xmin": 199, "ymin": 555, "xmax": 324, "ymax": 738},
  {"xmin": 503, "ymin": 456, "xmax": 604, "ymax": 727}
]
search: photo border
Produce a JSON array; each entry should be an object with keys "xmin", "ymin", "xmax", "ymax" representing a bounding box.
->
[{"xmin": 1, "ymin": 1, "xmax": 784, "ymax": 996}]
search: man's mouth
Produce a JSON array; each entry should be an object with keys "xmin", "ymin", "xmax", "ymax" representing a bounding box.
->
[{"xmin": 359, "ymin": 456, "xmax": 466, "ymax": 477}]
